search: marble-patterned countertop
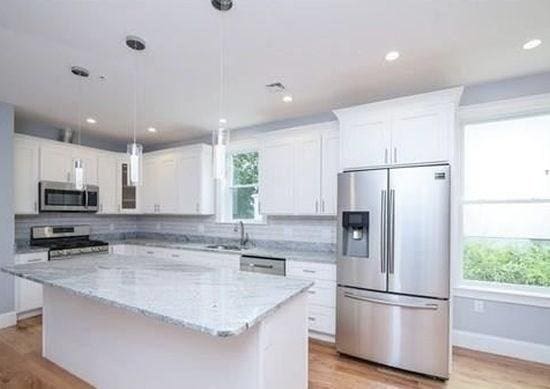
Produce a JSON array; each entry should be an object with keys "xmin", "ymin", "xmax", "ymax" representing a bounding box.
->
[
  {"xmin": 107, "ymin": 238, "xmax": 337, "ymax": 264},
  {"xmin": 2, "ymin": 254, "xmax": 313, "ymax": 337}
]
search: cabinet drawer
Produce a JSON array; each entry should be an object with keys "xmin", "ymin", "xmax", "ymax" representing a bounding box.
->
[
  {"xmin": 306, "ymin": 280, "xmax": 336, "ymax": 308},
  {"xmin": 287, "ymin": 261, "xmax": 336, "ymax": 281},
  {"xmin": 307, "ymin": 304, "xmax": 336, "ymax": 335}
]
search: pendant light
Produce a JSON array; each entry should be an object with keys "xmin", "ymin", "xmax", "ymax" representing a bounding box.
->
[
  {"xmin": 212, "ymin": 0, "xmax": 232, "ymax": 180},
  {"xmin": 70, "ymin": 66, "xmax": 89, "ymax": 190},
  {"xmin": 126, "ymin": 36, "xmax": 146, "ymax": 186}
]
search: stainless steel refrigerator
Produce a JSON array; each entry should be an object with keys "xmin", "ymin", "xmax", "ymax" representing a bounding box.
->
[{"xmin": 336, "ymin": 164, "xmax": 451, "ymax": 379}]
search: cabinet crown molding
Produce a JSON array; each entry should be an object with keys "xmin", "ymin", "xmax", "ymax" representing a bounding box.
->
[{"xmin": 333, "ymin": 87, "xmax": 464, "ymax": 120}]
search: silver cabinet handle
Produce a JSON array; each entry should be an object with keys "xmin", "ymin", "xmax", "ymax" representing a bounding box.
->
[
  {"xmin": 196, "ymin": 203, "xmax": 200, "ymax": 213},
  {"xmin": 321, "ymin": 199, "xmax": 325, "ymax": 213},
  {"xmin": 302, "ymin": 269, "xmax": 316, "ymax": 274},
  {"xmin": 384, "ymin": 148, "xmax": 388, "ymax": 164},
  {"xmin": 247, "ymin": 263, "xmax": 274, "ymax": 269},
  {"xmin": 146, "ymin": 251, "xmax": 155, "ymax": 255},
  {"xmin": 380, "ymin": 190, "xmax": 387, "ymax": 273},
  {"xmin": 66, "ymin": 172, "xmax": 71, "ymax": 182},
  {"xmin": 315, "ymin": 199, "xmax": 319, "ymax": 214},
  {"xmin": 27, "ymin": 258, "xmax": 43, "ymax": 263},
  {"xmin": 344, "ymin": 292, "xmax": 438, "ymax": 310},
  {"xmin": 307, "ymin": 290, "xmax": 316, "ymax": 295},
  {"xmin": 308, "ymin": 316, "xmax": 316, "ymax": 322},
  {"xmin": 388, "ymin": 189, "xmax": 396, "ymax": 274},
  {"xmin": 171, "ymin": 254, "xmax": 181, "ymax": 258},
  {"xmin": 393, "ymin": 147, "xmax": 397, "ymax": 163},
  {"xmin": 33, "ymin": 201, "xmax": 37, "ymax": 212}
]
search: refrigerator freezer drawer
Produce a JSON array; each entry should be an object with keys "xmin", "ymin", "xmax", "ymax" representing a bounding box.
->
[{"xmin": 336, "ymin": 287, "xmax": 450, "ymax": 378}]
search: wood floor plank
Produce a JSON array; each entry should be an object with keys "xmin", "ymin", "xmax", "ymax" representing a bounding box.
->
[{"xmin": 0, "ymin": 317, "xmax": 549, "ymax": 388}]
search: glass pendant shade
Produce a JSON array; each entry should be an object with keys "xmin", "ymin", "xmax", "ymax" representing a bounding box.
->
[
  {"xmin": 74, "ymin": 159, "xmax": 84, "ymax": 190},
  {"xmin": 127, "ymin": 142, "xmax": 143, "ymax": 186},
  {"xmin": 212, "ymin": 127, "xmax": 229, "ymax": 180}
]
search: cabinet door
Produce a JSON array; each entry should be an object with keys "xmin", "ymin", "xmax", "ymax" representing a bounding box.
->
[
  {"xmin": 340, "ymin": 111, "xmax": 391, "ymax": 170},
  {"xmin": 178, "ymin": 155, "xmax": 201, "ymax": 214},
  {"xmin": 294, "ymin": 136, "xmax": 321, "ymax": 214},
  {"xmin": 390, "ymin": 105, "xmax": 452, "ymax": 165},
  {"xmin": 260, "ymin": 140, "xmax": 295, "ymax": 214},
  {"xmin": 321, "ymin": 132, "xmax": 339, "ymax": 215},
  {"xmin": 79, "ymin": 152, "xmax": 98, "ymax": 186},
  {"xmin": 141, "ymin": 157, "xmax": 159, "ymax": 213},
  {"xmin": 14, "ymin": 138, "xmax": 39, "ymax": 214},
  {"xmin": 97, "ymin": 154, "xmax": 118, "ymax": 213},
  {"xmin": 158, "ymin": 155, "xmax": 179, "ymax": 214},
  {"xmin": 40, "ymin": 145, "xmax": 72, "ymax": 182},
  {"xmin": 15, "ymin": 253, "xmax": 47, "ymax": 313}
]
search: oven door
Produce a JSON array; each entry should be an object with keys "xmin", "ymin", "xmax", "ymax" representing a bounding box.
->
[{"xmin": 39, "ymin": 181, "xmax": 96, "ymax": 212}]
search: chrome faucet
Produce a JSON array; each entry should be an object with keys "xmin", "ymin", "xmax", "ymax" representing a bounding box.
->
[{"xmin": 234, "ymin": 221, "xmax": 250, "ymax": 248}]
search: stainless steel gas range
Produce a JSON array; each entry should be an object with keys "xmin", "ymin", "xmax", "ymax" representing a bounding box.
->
[{"xmin": 30, "ymin": 225, "xmax": 109, "ymax": 260}]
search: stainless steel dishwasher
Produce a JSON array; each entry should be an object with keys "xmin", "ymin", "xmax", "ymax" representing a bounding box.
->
[{"xmin": 240, "ymin": 255, "xmax": 286, "ymax": 276}]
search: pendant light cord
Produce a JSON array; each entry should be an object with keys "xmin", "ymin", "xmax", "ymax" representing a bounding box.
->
[
  {"xmin": 133, "ymin": 51, "xmax": 138, "ymax": 144},
  {"xmin": 218, "ymin": 11, "xmax": 225, "ymax": 125}
]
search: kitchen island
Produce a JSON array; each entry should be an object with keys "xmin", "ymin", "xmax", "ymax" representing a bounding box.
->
[{"xmin": 2, "ymin": 254, "xmax": 313, "ymax": 389}]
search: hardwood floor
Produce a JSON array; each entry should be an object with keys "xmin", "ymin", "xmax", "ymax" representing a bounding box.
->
[{"xmin": 0, "ymin": 317, "xmax": 549, "ymax": 388}]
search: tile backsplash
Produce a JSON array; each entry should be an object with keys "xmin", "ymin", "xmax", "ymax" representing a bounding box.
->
[{"xmin": 15, "ymin": 214, "xmax": 337, "ymax": 247}]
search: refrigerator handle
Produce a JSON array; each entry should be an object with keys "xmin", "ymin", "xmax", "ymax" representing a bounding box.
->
[
  {"xmin": 380, "ymin": 190, "xmax": 387, "ymax": 273},
  {"xmin": 388, "ymin": 189, "xmax": 396, "ymax": 274},
  {"xmin": 344, "ymin": 292, "xmax": 438, "ymax": 310}
]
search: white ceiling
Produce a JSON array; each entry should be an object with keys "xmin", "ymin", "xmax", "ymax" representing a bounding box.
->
[{"xmin": 1, "ymin": 0, "xmax": 549, "ymax": 145}]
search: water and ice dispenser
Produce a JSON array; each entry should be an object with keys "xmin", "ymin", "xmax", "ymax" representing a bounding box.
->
[{"xmin": 341, "ymin": 212, "xmax": 369, "ymax": 258}]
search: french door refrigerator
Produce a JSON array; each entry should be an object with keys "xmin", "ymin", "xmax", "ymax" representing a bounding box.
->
[{"xmin": 336, "ymin": 164, "xmax": 451, "ymax": 379}]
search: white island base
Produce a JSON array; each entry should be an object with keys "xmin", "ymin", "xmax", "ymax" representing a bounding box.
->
[{"xmin": 42, "ymin": 286, "xmax": 308, "ymax": 389}]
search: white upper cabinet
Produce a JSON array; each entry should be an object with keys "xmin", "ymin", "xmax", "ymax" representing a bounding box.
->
[
  {"xmin": 14, "ymin": 135, "xmax": 40, "ymax": 214},
  {"xmin": 178, "ymin": 148, "xmax": 214, "ymax": 215},
  {"xmin": 40, "ymin": 143, "xmax": 74, "ymax": 183},
  {"xmin": 40, "ymin": 142, "xmax": 98, "ymax": 186},
  {"xmin": 294, "ymin": 136, "xmax": 322, "ymax": 215},
  {"xmin": 97, "ymin": 152, "xmax": 119, "ymax": 214},
  {"xmin": 390, "ymin": 104, "xmax": 453, "ymax": 165},
  {"xmin": 334, "ymin": 87, "xmax": 463, "ymax": 170},
  {"xmin": 140, "ymin": 144, "xmax": 214, "ymax": 215},
  {"xmin": 320, "ymin": 130, "xmax": 339, "ymax": 215},
  {"xmin": 260, "ymin": 122, "xmax": 339, "ymax": 215},
  {"xmin": 261, "ymin": 140, "xmax": 296, "ymax": 215}
]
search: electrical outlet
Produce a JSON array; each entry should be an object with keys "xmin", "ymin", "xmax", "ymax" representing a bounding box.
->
[{"xmin": 473, "ymin": 300, "xmax": 485, "ymax": 313}]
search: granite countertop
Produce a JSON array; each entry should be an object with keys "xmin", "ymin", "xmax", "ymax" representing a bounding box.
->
[
  {"xmin": 107, "ymin": 238, "xmax": 337, "ymax": 264},
  {"xmin": 1, "ymin": 254, "xmax": 313, "ymax": 337}
]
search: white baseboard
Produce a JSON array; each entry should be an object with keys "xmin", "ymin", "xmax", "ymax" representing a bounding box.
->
[
  {"xmin": 0, "ymin": 311, "xmax": 17, "ymax": 329},
  {"xmin": 17, "ymin": 308, "xmax": 42, "ymax": 321},
  {"xmin": 309, "ymin": 331, "xmax": 335, "ymax": 344},
  {"xmin": 453, "ymin": 330, "xmax": 550, "ymax": 365}
]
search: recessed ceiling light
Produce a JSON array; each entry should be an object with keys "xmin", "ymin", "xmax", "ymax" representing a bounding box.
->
[
  {"xmin": 86, "ymin": 118, "xmax": 96, "ymax": 124},
  {"xmin": 385, "ymin": 51, "xmax": 400, "ymax": 61},
  {"xmin": 523, "ymin": 39, "xmax": 542, "ymax": 50},
  {"xmin": 147, "ymin": 127, "xmax": 157, "ymax": 133},
  {"xmin": 282, "ymin": 95, "xmax": 293, "ymax": 103},
  {"xmin": 218, "ymin": 118, "xmax": 227, "ymax": 125}
]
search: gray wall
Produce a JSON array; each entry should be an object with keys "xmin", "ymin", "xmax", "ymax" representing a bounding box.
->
[
  {"xmin": 15, "ymin": 115, "xmax": 127, "ymax": 152},
  {"xmin": 0, "ymin": 102, "xmax": 15, "ymax": 315}
]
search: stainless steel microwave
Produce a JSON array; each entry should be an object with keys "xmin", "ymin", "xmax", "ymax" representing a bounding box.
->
[{"xmin": 39, "ymin": 181, "xmax": 99, "ymax": 212}]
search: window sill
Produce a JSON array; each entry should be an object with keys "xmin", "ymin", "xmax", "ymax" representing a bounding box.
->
[{"xmin": 453, "ymin": 285, "xmax": 550, "ymax": 308}]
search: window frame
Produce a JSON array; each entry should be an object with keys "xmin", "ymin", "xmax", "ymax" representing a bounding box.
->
[
  {"xmin": 218, "ymin": 140, "xmax": 265, "ymax": 224},
  {"xmin": 454, "ymin": 93, "xmax": 550, "ymax": 308}
]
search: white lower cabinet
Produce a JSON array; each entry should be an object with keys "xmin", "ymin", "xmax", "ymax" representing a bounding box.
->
[
  {"xmin": 287, "ymin": 261, "xmax": 336, "ymax": 339},
  {"xmin": 14, "ymin": 252, "xmax": 48, "ymax": 315}
]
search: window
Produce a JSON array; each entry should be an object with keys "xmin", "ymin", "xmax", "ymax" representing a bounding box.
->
[
  {"xmin": 462, "ymin": 114, "xmax": 550, "ymax": 292},
  {"xmin": 227, "ymin": 151, "xmax": 261, "ymax": 222}
]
